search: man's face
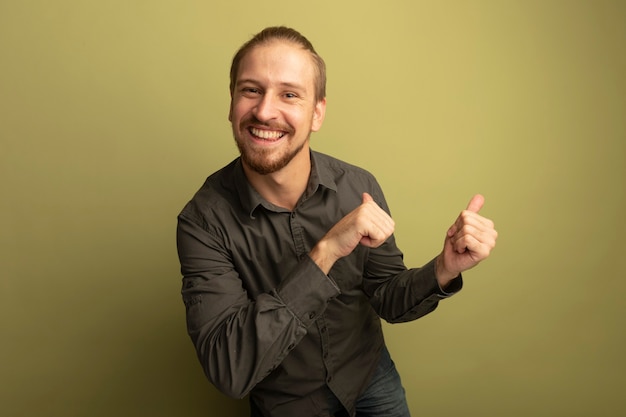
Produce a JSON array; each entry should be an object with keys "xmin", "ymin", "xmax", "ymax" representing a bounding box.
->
[{"xmin": 229, "ymin": 41, "xmax": 326, "ymax": 175}]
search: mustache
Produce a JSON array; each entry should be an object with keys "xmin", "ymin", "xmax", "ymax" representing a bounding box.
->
[{"xmin": 240, "ymin": 116, "xmax": 293, "ymax": 133}]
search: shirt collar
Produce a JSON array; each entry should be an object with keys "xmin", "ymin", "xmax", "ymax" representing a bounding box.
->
[
  {"xmin": 310, "ymin": 150, "xmax": 338, "ymax": 194},
  {"xmin": 233, "ymin": 150, "xmax": 338, "ymax": 218}
]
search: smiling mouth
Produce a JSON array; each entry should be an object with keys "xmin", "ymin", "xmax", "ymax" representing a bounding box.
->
[{"xmin": 249, "ymin": 127, "xmax": 286, "ymax": 141}]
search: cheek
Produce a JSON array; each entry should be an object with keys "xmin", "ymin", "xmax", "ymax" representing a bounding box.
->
[
  {"xmin": 288, "ymin": 109, "xmax": 313, "ymax": 128},
  {"xmin": 231, "ymin": 98, "xmax": 251, "ymax": 116},
  {"xmin": 230, "ymin": 105, "xmax": 248, "ymax": 125}
]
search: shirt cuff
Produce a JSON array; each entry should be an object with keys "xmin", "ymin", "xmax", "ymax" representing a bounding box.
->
[
  {"xmin": 439, "ymin": 274, "xmax": 463, "ymax": 296},
  {"xmin": 274, "ymin": 256, "xmax": 340, "ymax": 327},
  {"xmin": 425, "ymin": 257, "xmax": 463, "ymax": 297}
]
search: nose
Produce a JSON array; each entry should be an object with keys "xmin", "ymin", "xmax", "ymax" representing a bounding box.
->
[{"xmin": 253, "ymin": 93, "xmax": 278, "ymax": 122}]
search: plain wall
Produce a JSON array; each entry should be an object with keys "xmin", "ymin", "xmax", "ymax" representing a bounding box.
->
[{"xmin": 1, "ymin": 1, "xmax": 624, "ymax": 416}]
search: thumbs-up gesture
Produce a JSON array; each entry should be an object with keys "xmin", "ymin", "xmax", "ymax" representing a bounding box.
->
[
  {"xmin": 310, "ymin": 193, "xmax": 395, "ymax": 274},
  {"xmin": 436, "ymin": 194, "xmax": 498, "ymax": 287}
]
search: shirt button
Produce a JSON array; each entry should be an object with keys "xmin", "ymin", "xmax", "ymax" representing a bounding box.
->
[
  {"xmin": 309, "ymin": 312, "xmax": 316, "ymax": 319},
  {"xmin": 320, "ymin": 327, "xmax": 327, "ymax": 333},
  {"xmin": 326, "ymin": 376, "xmax": 333, "ymax": 383}
]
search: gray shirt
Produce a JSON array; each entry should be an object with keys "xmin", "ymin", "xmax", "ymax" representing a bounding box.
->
[{"xmin": 176, "ymin": 150, "xmax": 462, "ymax": 416}]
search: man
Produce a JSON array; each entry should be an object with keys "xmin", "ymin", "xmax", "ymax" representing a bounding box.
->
[{"xmin": 176, "ymin": 26, "xmax": 497, "ymax": 417}]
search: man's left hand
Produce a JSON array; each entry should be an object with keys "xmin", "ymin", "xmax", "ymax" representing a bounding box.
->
[{"xmin": 436, "ymin": 194, "xmax": 498, "ymax": 288}]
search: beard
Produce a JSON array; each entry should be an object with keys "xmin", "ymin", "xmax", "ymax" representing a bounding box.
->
[
  {"xmin": 236, "ymin": 140, "xmax": 307, "ymax": 175},
  {"xmin": 233, "ymin": 118, "xmax": 308, "ymax": 175}
]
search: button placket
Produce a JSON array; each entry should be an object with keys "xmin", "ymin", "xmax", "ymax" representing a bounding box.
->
[
  {"xmin": 289, "ymin": 210, "xmax": 307, "ymax": 257},
  {"xmin": 316, "ymin": 315, "xmax": 332, "ymax": 376}
]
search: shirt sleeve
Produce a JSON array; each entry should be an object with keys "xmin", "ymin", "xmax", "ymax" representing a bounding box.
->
[
  {"xmin": 176, "ymin": 213, "xmax": 340, "ymax": 399},
  {"xmin": 364, "ymin": 253, "xmax": 463, "ymax": 323}
]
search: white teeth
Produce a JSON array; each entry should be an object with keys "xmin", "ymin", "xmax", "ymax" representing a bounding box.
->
[{"xmin": 250, "ymin": 127, "xmax": 284, "ymax": 140}]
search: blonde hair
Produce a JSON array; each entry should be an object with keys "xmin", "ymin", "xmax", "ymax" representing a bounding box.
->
[{"xmin": 229, "ymin": 26, "xmax": 326, "ymax": 102}]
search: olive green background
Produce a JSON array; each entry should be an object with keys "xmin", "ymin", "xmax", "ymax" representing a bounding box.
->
[{"xmin": 2, "ymin": 1, "xmax": 624, "ymax": 416}]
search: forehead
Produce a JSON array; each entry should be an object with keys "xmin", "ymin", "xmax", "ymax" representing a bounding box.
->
[{"xmin": 237, "ymin": 41, "xmax": 316, "ymax": 89}]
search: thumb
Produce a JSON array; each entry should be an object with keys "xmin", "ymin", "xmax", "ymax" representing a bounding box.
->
[
  {"xmin": 362, "ymin": 192, "xmax": 374, "ymax": 204},
  {"xmin": 466, "ymin": 194, "xmax": 485, "ymax": 213}
]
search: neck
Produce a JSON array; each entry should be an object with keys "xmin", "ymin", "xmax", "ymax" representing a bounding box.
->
[{"xmin": 243, "ymin": 149, "xmax": 311, "ymax": 211}]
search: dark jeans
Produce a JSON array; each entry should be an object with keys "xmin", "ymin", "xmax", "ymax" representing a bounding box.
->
[{"xmin": 250, "ymin": 346, "xmax": 411, "ymax": 417}]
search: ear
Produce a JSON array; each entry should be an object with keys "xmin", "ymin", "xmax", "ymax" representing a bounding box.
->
[{"xmin": 311, "ymin": 98, "xmax": 327, "ymax": 132}]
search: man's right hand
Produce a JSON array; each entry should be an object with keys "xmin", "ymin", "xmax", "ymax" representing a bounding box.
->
[{"xmin": 309, "ymin": 192, "xmax": 395, "ymax": 274}]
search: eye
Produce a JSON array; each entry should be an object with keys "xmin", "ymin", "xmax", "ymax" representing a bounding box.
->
[
  {"xmin": 241, "ymin": 87, "xmax": 261, "ymax": 96},
  {"xmin": 284, "ymin": 92, "xmax": 298, "ymax": 99}
]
